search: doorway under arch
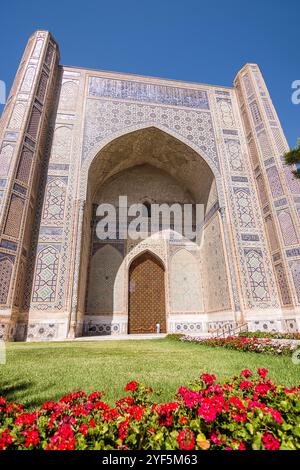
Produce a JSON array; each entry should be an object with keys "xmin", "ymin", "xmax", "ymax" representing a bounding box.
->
[
  {"xmin": 75, "ymin": 125, "xmax": 232, "ymax": 337},
  {"xmin": 128, "ymin": 252, "xmax": 166, "ymax": 334}
]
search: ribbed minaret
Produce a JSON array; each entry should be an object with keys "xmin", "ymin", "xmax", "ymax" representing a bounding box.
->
[
  {"xmin": 0, "ymin": 31, "xmax": 60, "ymax": 340},
  {"xmin": 234, "ymin": 64, "xmax": 300, "ymax": 310}
]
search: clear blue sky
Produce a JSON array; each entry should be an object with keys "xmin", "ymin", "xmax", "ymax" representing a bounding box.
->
[{"xmin": 0, "ymin": 0, "xmax": 299, "ymax": 146}]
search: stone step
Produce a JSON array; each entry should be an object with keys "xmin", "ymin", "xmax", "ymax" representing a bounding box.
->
[{"xmin": 73, "ymin": 333, "xmax": 167, "ymax": 341}]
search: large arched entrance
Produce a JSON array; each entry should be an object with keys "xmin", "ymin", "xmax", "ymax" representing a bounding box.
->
[
  {"xmin": 75, "ymin": 126, "xmax": 233, "ymax": 337},
  {"xmin": 128, "ymin": 252, "xmax": 166, "ymax": 334}
]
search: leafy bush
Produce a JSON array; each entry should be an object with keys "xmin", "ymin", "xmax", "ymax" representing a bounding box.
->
[
  {"xmin": 238, "ymin": 331, "xmax": 300, "ymax": 340},
  {"xmin": 0, "ymin": 369, "xmax": 299, "ymax": 450},
  {"xmin": 181, "ymin": 335, "xmax": 298, "ymax": 356},
  {"xmin": 284, "ymin": 139, "xmax": 300, "ymax": 178},
  {"xmin": 166, "ymin": 333, "xmax": 184, "ymax": 341}
]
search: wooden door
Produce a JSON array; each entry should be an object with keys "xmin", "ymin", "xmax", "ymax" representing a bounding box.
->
[{"xmin": 128, "ymin": 252, "xmax": 166, "ymax": 334}]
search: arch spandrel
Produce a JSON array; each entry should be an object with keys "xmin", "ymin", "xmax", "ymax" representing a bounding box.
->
[{"xmin": 80, "ymin": 123, "xmax": 225, "ymax": 208}]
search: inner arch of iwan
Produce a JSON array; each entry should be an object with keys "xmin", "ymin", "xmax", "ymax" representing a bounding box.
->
[{"xmin": 0, "ymin": 31, "xmax": 300, "ymax": 341}]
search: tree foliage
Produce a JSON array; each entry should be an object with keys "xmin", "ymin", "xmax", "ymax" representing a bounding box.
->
[{"xmin": 284, "ymin": 139, "xmax": 300, "ymax": 178}]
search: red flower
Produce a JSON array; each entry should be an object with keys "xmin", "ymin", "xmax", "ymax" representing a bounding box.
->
[
  {"xmin": 177, "ymin": 387, "xmax": 201, "ymax": 408},
  {"xmin": 254, "ymin": 383, "xmax": 270, "ymax": 396},
  {"xmin": 5, "ymin": 402, "xmax": 23, "ymax": 414},
  {"xmin": 103, "ymin": 408, "xmax": 120, "ymax": 421},
  {"xmin": 200, "ymin": 373, "xmax": 216, "ymax": 386},
  {"xmin": 128, "ymin": 405, "xmax": 144, "ymax": 420},
  {"xmin": 0, "ymin": 430, "xmax": 13, "ymax": 450},
  {"xmin": 284, "ymin": 387, "xmax": 296, "ymax": 394},
  {"xmin": 266, "ymin": 407, "xmax": 282, "ymax": 424},
  {"xmin": 89, "ymin": 418, "xmax": 96, "ymax": 428},
  {"xmin": 125, "ymin": 381, "xmax": 138, "ymax": 392},
  {"xmin": 93, "ymin": 401, "xmax": 110, "ymax": 411},
  {"xmin": 241, "ymin": 370, "xmax": 253, "ymax": 378},
  {"xmin": 257, "ymin": 368, "xmax": 268, "ymax": 379},
  {"xmin": 88, "ymin": 391, "xmax": 104, "ymax": 402},
  {"xmin": 116, "ymin": 396, "xmax": 134, "ymax": 409},
  {"xmin": 231, "ymin": 412, "xmax": 247, "ymax": 422},
  {"xmin": 41, "ymin": 401, "xmax": 56, "ymax": 411},
  {"xmin": 15, "ymin": 412, "xmax": 38, "ymax": 427},
  {"xmin": 60, "ymin": 390, "xmax": 86, "ymax": 404},
  {"xmin": 177, "ymin": 429, "xmax": 195, "ymax": 450},
  {"xmin": 156, "ymin": 402, "xmax": 178, "ymax": 426},
  {"xmin": 198, "ymin": 398, "xmax": 217, "ymax": 422},
  {"xmin": 179, "ymin": 417, "xmax": 188, "ymax": 424},
  {"xmin": 78, "ymin": 424, "xmax": 89, "ymax": 436},
  {"xmin": 240, "ymin": 381, "xmax": 253, "ymax": 391},
  {"xmin": 23, "ymin": 430, "xmax": 40, "ymax": 447},
  {"xmin": 228, "ymin": 397, "xmax": 245, "ymax": 410},
  {"xmin": 48, "ymin": 423, "xmax": 76, "ymax": 451},
  {"xmin": 262, "ymin": 433, "xmax": 280, "ymax": 450},
  {"xmin": 210, "ymin": 433, "xmax": 222, "ymax": 445},
  {"xmin": 118, "ymin": 417, "xmax": 129, "ymax": 441}
]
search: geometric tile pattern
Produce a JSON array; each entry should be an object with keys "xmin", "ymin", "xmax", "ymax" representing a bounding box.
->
[
  {"xmin": 32, "ymin": 247, "xmax": 59, "ymax": 302},
  {"xmin": 225, "ymin": 138, "xmax": 244, "ymax": 171},
  {"xmin": 0, "ymin": 143, "xmax": 14, "ymax": 176},
  {"xmin": 59, "ymin": 80, "xmax": 79, "ymax": 111},
  {"xmin": 8, "ymin": 102, "xmax": 26, "ymax": 130},
  {"xmin": 284, "ymin": 167, "xmax": 300, "ymax": 194},
  {"xmin": 266, "ymin": 166, "xmax": 283, "ymax": 198},
  {"xmin": 50, "ymin": 126, "xmax": 72, "ymax": 163},
  {"xmin": 83, "ymin": 99, "xmax": 219, "ymax": 170},
  {"xmin": 16, "ymin": 147, "xmax": 34, "ymax": 184},
  {"xmin": 20, "ymin": 66, "xmax": 36, "ymax": 93},
  {"xmin": 27, "ymin": 323, "xmax": 58, "ymax": 340},
  {"xmin": 4, "ymin": 194, "xmax": 24, "ymax": 239},
  {"xmin": 274, "ymin": 262, "xmax": 291, "ymax": 306},
  {"xmin": 234, "ymin": 188, "xmax": 255, "ymax": 228},
  {"xmin": 244, "ymin": 249, "xmax": 270, "ymax": 302},
  {"xmin": 174, "ymin": 322, "xmax": 203, "ymax": 333},
  {"xmin": 264, "ymin": 214, "xmax": 279, "ymax": 252},
  {"xmin": 257, "ymin": 130, "xmax": 272, "ymax": 159},
  {"xmin": 256, "ymin": 174, "xmax": 268, "ymax": 206},
  {"xmin": 216, "ymin": 98, "xmax": 235, "ymax": 127},
  {"xmin": 277, "ymin": 209, "xmax": 298, "ymax": 246},
  {"xmin": 42, "ymin": 179, "xmax": 66, "ymax": 221},
  {"xmin": 249, "ymin": 101, "xmax": 262, "ymax": 125},
  {"xmin": 289, "ymin": 260, "xmax": 300, "ymax": 303},
  {"xmin": 0, "ymin": 255, "xmax": 14, "ymax": 304}
]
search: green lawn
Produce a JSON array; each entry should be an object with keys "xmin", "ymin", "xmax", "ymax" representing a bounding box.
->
[{"xmin": 1, "ymin": 338, "xmax": 299, "ymax": 409}]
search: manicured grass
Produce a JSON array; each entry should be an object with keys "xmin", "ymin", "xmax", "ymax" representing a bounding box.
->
[{"xmin": 0, "ymin": 338, "xmax": 299, "ymax": 409}]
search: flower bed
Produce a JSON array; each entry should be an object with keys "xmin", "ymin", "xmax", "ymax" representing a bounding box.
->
[
  {"xmin": 181, "ymin": 335, "xmax": 298, "ymax": 356},
  {"xmin": 0, "ymin": 369, "xmax": 299, "ymax": 450},
  {"xmin": 238, "ymin": 331, "xmax": 300, "ymax": 340}
]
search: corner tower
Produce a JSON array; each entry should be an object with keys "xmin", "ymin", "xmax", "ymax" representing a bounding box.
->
[
  {"xmin": 0, "ymin": 31, "xmax": 60, "ymax": 340},
  {"xmin": 234, "ymin": 64, "xmax": 300, "ymax": 323}
]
